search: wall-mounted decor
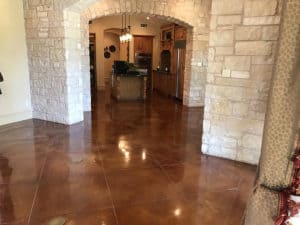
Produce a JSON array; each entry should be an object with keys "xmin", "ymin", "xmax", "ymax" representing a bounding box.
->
[
  {"xmin": 104, "ymin": 45, "xmax": 117, "ymax": 59},
  {"xmin": 109, "ymin": 45, "xmax": 116, "ymax": 53},
  {"xmin": 104, "ymin": 51, "xmax": 111, "ymax": 59},
  {"xmin": 104, "ymin": 47, "xmax": 110, "ymax": 59}
]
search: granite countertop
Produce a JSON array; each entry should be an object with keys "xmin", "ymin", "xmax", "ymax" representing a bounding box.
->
[
  {"xmin": 153, "ymin": 70, "xmax": 171, "ymax": 75},
  {"xmin": 115, "ymin": 73, "xmax": 147, "ymax": 77}
]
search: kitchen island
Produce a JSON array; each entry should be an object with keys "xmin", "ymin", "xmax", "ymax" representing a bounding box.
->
[{"xmin": 111, "ymin": 74, "xmax": 147, "ymax": 101}]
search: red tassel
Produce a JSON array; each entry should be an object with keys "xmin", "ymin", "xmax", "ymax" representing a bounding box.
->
[
  {"xmin": 275, "ymin": 190, "xmax": 289, "ymax": 225},
  {"xmin": 294, "ymin": 156, "xmax": 300, "ymax": 169},
  {"xmin": 288, "ymin": 199, "xmax": 300, "ymax": 217}
]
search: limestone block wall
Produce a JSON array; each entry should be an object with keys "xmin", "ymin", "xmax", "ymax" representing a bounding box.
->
[
  {"xmin": 202, "ymin": 0, "xmax": 283, "ymax": 164},
  {"xmin": 23, "ymin": 0, "xmax": 91, "ymax": 124},
  {"xmin": 23, "ymin": 0, "xmax": 70, "ymax": 123},
  {"xmin": 76, "ymin": 0, "xmax": 212, "ymax": 108},
  {"xmin": 23, "ymin": 0, "xmax": 212, "ymax": 125}
]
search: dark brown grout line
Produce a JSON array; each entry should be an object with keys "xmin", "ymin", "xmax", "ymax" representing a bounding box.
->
[
  {"xmin": 149, "ymin": 154, "xmax": 190, "ymax": 201},
  {"xmin": 26, "ymin": 143, "xmax": 50, "ymax": 225},
  {"xmin": 96, "ymin": 142, "xmax": 120, "ymax": 225},
  {"xmin": 223, "ymin": 178, "xmax": 243, "ymax": 225}
]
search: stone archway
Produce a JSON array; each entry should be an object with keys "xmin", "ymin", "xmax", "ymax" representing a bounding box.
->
[
  {"xmin": 67, "ymin": 0, "xmax": 212, "ymax": 121},
  {"xmin": 23, "ymin": 0, "xmax": 211, "ymax": 125}
]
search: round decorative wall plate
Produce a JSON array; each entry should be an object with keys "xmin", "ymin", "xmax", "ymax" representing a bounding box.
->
[
  {"xmin": 109, "ymin": 45, "xmax": 116, "ymax": 52},
  {"xmin": 104, "ymin": 51, "xmax": 111, "ymax": 59}
]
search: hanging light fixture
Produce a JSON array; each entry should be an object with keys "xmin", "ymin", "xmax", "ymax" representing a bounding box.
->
[{"xmin": 120, "ymin": 14, "xmax": 132, "ymax": 43}]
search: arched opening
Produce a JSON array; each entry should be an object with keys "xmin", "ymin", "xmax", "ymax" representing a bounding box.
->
[
  {"xmin": 84, "ymin": 14, "xmax": 194, "ymax": 112},
  {"xmin": 62, "ymin": 0, "xmax": 210, "ymax": 124}
]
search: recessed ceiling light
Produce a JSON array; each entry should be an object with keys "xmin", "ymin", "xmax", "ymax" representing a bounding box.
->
[{"xmin": 146, "ymin": 16, "xmax": 150, "ymax": 20}]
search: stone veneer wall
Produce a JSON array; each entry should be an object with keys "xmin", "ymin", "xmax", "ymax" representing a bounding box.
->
[
  {"xmin": 23, "ymin": 0, "xmax": 212, "ymax": 124},
  {"xmin": 202, "ymin": 0, "xmax": 283, "ymax": 164}
]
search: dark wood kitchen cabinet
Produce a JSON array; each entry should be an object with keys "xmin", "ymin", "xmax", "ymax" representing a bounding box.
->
[
  {"xmin": 175, "ymin": 27, "xmax": 187, "ymax": 41},
  {"xmin": 134, "ymin": 35, "xmax": 153, "ymax": 54},
  {"xmin": 153, "ymin": 71, "xmax": 175, "ymax": 96}
]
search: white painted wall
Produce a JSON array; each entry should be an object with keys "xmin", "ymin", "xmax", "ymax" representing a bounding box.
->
[{"xmin": 0, "ymin": 0, "xmax": 32, "ymax": 126}]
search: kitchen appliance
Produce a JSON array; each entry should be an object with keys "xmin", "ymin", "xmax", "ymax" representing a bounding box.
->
[
  {"xmin": 174, "ymin": 40, "xmax": 186, "ymax": 99},
  {"xmin": 134, "ymin": 53, "xmax": 152, "ymax": 91},
  {"xmin": 134, "ymin": 53, "xmax": 152, "ymax": 72}
]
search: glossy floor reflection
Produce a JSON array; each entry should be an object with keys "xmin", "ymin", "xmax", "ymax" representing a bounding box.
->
[{"xmin": 0, "ymin": 92, "xmax": 256, "ymax": 225}]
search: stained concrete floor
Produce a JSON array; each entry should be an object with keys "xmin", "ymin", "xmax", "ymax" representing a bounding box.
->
[{"xmin": 0, "ymin": 92, "xmax": 256, "ymax": 225}]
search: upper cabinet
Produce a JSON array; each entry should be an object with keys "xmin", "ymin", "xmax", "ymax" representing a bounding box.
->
[
  {"xmin": 160, "ymin": 24, "xmax": 187, "ymax": 51},
  {"xmin": 175, "ymin": 27, "xmax": 187, "ymax": 41},
  {"xmin": 134, "ymin": 36, "xmax": 153, "ymax": 54},
  {"xmin": 160, "ymin": 24, "xmax": 175, "ymax": 50}
]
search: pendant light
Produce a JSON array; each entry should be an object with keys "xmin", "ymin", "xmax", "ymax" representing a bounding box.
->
[{"xmin": 120, "ymin": 14, "xmax": 132, "ymax": 43}]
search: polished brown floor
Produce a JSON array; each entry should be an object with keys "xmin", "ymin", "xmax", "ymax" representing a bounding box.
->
[{"xmin": 0, "ymin": 92, "xmax": 256, "ymax": 225}]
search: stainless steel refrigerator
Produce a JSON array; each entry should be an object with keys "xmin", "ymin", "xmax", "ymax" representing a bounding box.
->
[{"xmin": 174, "ymin": 40, "xmax": 186, "ymax": 99}]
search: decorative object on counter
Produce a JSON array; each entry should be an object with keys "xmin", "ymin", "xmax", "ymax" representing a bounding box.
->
[
  {"xmin": 126, "ymin": 62, "xmax": 137, "ymax": 70},
  {"xmin": 275, "ymin": 134, "xmax": 300, "ymax": 225},
  {"xmin": 109, "ymin": 45, "xmax": 116, "ymax": 52},
  {"xmin": 126, "ymin": 62, "xmax": 139, "ymax": 76},
  {"xmin": 120, "ymin": 14, "xmax": 132, "ymax": 43},
  {"xmin": 114, "ymin": 60, "xmax": 129, "ymax": 74},
  {"xmin": 160, "ymin": 50, "xmax": 171, "ymax": 73},
  {"xmin": 0, "ymin": 72, "xmax": 3, "ymax": 95},
  {"xmin": 114, "ymin": 60, "xmax": 140, "ymax": 75}
]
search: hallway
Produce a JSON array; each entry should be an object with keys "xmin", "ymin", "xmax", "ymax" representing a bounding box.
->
[{"xmin": 0, "ymin": 93, "xmax": 256, "ymax": 225}]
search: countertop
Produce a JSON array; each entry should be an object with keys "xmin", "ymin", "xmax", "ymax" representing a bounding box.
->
[
  {"xmin": 114, "ymin": 73, "xmax": 147, "ymax": 77},
  {"xmin": 153, "ymin": 70, "xmax": 171, "ymax": 75}
]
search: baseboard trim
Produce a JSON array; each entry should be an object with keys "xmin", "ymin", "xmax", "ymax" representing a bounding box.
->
[{"xmin": 0, "ymin": 110, "xmax": 32, "ymax": 126}]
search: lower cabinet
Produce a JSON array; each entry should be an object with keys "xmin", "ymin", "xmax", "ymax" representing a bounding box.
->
[{"xmin": 153, "ymin": 71, "xmax": 175, "ymax": 97}]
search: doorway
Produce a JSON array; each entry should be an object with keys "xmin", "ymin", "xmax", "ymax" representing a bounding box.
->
[
  {"xmin": 88, "ymin": 14, "xmax": 191, "ymax": 106},
  {"xmin": 89, "ymin": 33, "xmax": 97, "ymax": 101}
]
